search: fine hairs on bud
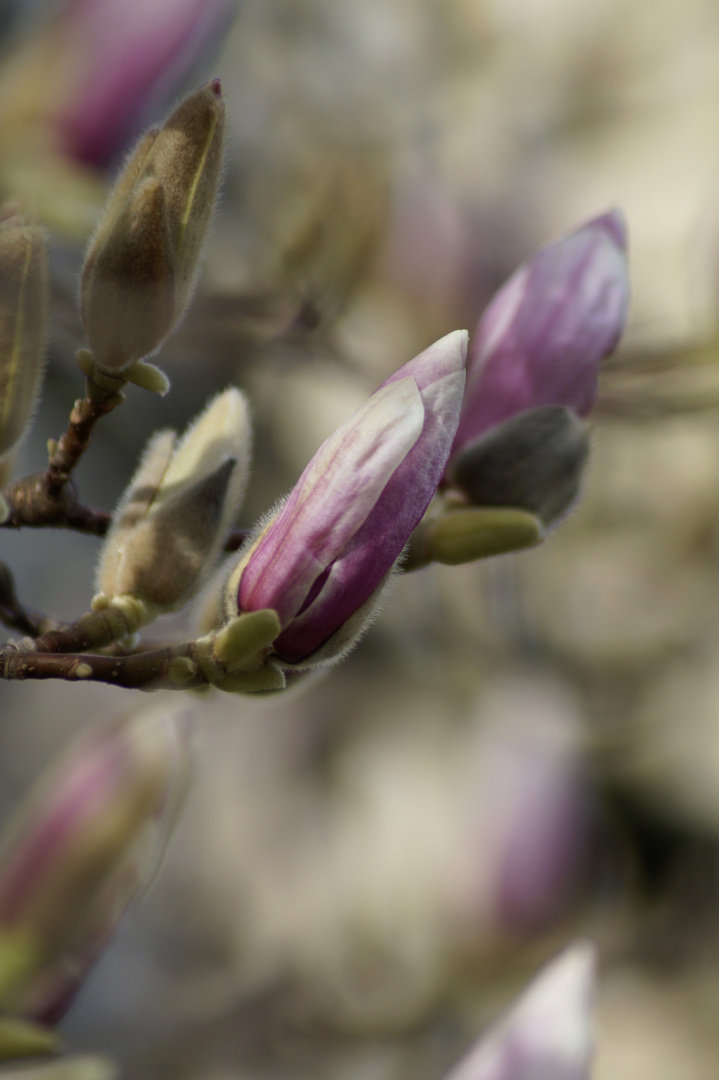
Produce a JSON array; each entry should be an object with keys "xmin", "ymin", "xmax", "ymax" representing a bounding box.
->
[
  {"xmin": 96, "ymin": 388, "xmax": 251, "ymax": 613},
  {"xmin": 79, "ymin": 81, "xmax": 226, "ymax": 374},
  {"xmin": 447, "ymin": 405, "xmax": 591, "ymax": 526},
  {"xmin": 0, "ymin": 208, "xmax": 48, "ymax": 459}
]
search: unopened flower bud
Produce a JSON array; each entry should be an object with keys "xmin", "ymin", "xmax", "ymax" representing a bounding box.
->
[
  {"xmin": 96, "ymin": 388, "xmax": 250, "ymax": 616},
  {"xmin": 225, "ymin": 331, "xmax": 467, "ymax": 668},
  {"xmin": 0, "ymin": 210, "xmax": 48, "ymax": 460},
  {"xmin": 442, "ymin": 211, "xmax": 629, "ymax": 529},
  {"xmin": 453, "ymin": 211, "xmax": 629, "ymax": 454},
  {"xmin": 442, "ymin": 942, "xmax": 596, "ymax": 1080},
  {"xmin": 0, "ymin": 707, "xmax": 191, "ymax": 1023},
  {"xmin": 80, "ymin": 81, "xmax": 225, "ymax": 373}
]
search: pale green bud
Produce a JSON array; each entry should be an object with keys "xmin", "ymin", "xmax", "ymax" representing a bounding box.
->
[
  {"xmin": 424, "ymin": 506, "xmax": 543, "ymax": 566},
  {"xmin": 95, "ymin": 388, "xmax": 251, "ymax": 615},
  {"xmin": 0, "ymin": 1016, "xmax": 59, "ymax": 1060},
  {"xmin": 0, "ymin": 1056, "xmax": 119, "ymax": 1080},
  {"xmin": 80, "ymin": 82, "xmax": 225, "ymax": 373},
  {"xmin": 0, "ymin": 211, "xmax": 48, "ymax": 458}
]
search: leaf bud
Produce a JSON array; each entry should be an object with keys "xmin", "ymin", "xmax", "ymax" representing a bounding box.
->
[
  {"xmin": 95, "ymin": 388, "xmax": 251, "ymax": 616},
  {"xmin": 79, "ymin": 81, "xmax": 225, "ymax": 373}
]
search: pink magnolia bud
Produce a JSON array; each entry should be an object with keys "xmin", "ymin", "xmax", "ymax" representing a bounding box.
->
[
  {"xmin": 442, "ymin": 942, "xmax": 597, "ymax": 1080},
  {"xmin": 0, "ymin": 709, "xmax": 191, "ymax": 1023},
  {"xmin": 226, "ymin": 331, "xmax": 467, "ymax": 666},
  {"xmin": 451, "ymin": 210, "xmax": 629, "ymax": 458}
]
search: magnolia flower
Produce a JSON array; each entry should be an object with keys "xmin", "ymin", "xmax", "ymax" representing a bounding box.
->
[
  {"xmin": 442, "ymin": 942, "xmax": 597, "ymax": 1080},
  {"xmin": 224, "ymin": 330, "xmax": 467, "ymax": 667},
  {"xmin": 444, "ymin": 211, "xmax": 629, "ymax": 526},
  {"xmin": 0, "ymin": 708, "xmax": 191, "ymax": 1024}
]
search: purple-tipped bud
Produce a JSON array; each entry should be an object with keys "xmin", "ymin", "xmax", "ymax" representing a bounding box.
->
[
  {"xmin": 442, "ymin": 942, "xmax": 597, "ymax": 1080},
  {"xmin": 226, "ymin": 331, "xmax": 467, "ymax": 666},
  {"xmin": 451, "ymin": 211, "xmax": 629, "ymax": 458},
  {"xmin": 0, "ymin": 708, "xmax": 191, "ymax": 1023}
]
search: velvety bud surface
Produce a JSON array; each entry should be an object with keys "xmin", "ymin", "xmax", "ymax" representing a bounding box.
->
[
  {"xmin": 79, "ymin": 81, "xmax": 225, "ymax": 372},
  {"xmin": 0, "ymin": 211, "xmax": 48, "ymax": 457},
  {"xmin": 97, "ymin": 389, "xmax": 250, "ymax": 611},
  {"xmin": 447, "ymin": 405, "xmax": 590, "ymax": 525}
]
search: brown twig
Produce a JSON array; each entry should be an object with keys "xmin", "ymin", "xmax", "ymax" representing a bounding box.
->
[
  {"xmin": 0, "ymin": 639, "xmax": 208, "ymax": 692},
  {"xmin": 0, "ymin": 562, "xmax": 55, "ymax": 637},
  {"xmin": 1, "ymin": 369, "xmax": 124, "ymax": 534},
  {"xmin": 0, "ymin": 591, "xmax": 49, "ymax": 639},
  {"xmin": 0, "ymin": 475, "xmax": 112, "ymax": 535},
  {"xmin": 44, "ymin": 375, "xmax": 125, "ymax": 494}
]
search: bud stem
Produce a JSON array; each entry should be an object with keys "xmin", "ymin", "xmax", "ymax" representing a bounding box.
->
[
  {"xmin": 0, "ymin": 612, "xmax": 282, "ymax": 693},
  {"xmin": 44, "ymin": 375, "xmax": 125, "ymax": 495}
]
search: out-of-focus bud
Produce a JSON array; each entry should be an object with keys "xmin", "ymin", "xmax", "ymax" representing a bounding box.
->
[
  {"xmin": 444, "ymin": 211, "xmax": 629, "ymax": 528},
  {"xmin": 0, "ymin": 707, "xmax": 191, "ymax": 1024},
  {"xmin": 224, "ymin": 331, "xmax": 467, "ymax": 668},
  {"xmin": 455, "ymin": 684, "xmax": 592, "ymax": 936},
  {"xmin": 0, "ymin": 1015, "xmax": 60, "ymax": 1060},
  {"xmin": 79, "ymin": 80, "xmax": 225, "ymax": 373},
  {"xmin": 441, "ymin": 942, "xmax": 597, "ymax": 1080},
  {"xmin": 53, "ymin": 0, "xmax": 237, "ymax": 168},
  {"xmin": 0, "ymin": 208, "xmax": 48, "ymax": 467},
  {"xmin": 95, "ymin": 388, "xmax": 250, "ymax": 623}
]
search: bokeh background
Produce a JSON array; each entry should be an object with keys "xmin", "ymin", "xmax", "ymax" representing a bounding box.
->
[{"xmin": 4, "ymin": 0, "xmax": 719, "ymax": 1076}]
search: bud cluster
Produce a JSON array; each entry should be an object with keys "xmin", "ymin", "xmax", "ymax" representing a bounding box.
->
[{"xmin": 0, "ymin": 64, "xmax": 632, "ymax": 1074}]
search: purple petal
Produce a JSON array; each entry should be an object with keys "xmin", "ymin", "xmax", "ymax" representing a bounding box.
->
[
  {"xmin": 452, "ymin": 211, "xmax": 629, "ymax": 455},
  {"xmin": 270, "ymin": 331, "xmax": 467, "ymax": 662},
  {"xmin": 239, "ymin": 377, "xmax": 426, "ymax": 626}
]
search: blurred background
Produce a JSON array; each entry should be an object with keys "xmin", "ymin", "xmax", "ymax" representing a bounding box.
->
[{"xmin": 3, "ymin": 0, "xmax": 719, "ymax": 1076}]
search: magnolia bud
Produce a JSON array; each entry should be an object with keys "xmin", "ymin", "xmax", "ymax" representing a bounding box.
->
[
  {"xmin": 95, "ymin": 388, "xmax": 250, "ymax": 617},
  {"xmin": 225, "ymin": 331, "xmax": 467, "ymax": 669},
  {"xmin": 0, "ymin": 707, "xmax": 191, "ymax": 1023},
  {"xmin": 0, "ymin": 210, "xmax": 48, "ymax": 461},
  {"xmin": 79, "ymin": 81, "xmax": 225, "ymax": 373}
]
